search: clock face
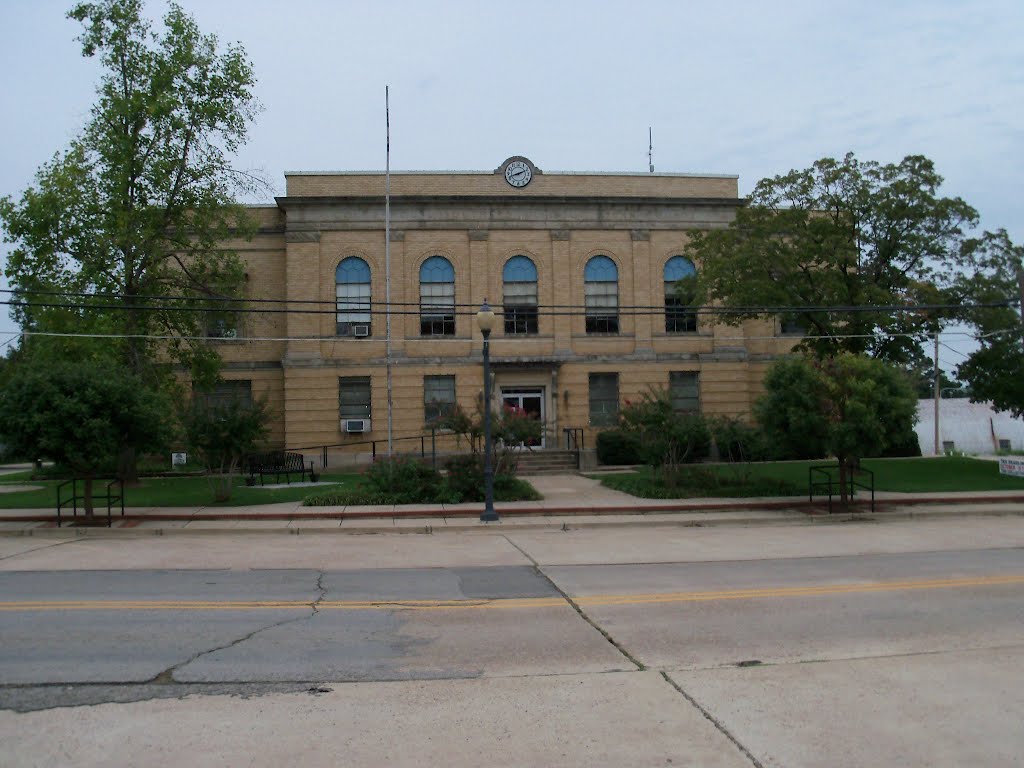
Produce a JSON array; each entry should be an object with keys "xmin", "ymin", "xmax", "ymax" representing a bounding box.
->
[{"xmin": 504, "ymin": 160, "xmax": 533, "ymax": 187}]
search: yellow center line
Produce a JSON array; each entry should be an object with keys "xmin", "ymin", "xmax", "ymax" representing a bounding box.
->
[{"xmin": 1, "ymin": 574, "xmax": 1022, "ymax": 612}]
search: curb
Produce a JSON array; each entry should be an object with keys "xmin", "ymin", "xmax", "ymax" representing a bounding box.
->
[
  {"xmin": 2, "ymin": 493, "xmax": 1022, "ymax": 524},
  {"xmin": 2, "ymin": 504, "xmax": 1022, "ymax": 537}
]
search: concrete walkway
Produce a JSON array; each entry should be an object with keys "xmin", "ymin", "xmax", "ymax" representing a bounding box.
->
[{"xmin": 0, "ymin": 472, "xmax": 1022, "ymax": 535}]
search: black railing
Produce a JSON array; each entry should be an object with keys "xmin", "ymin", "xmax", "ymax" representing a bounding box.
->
[
  {"xmin": 289, "ymin": 429, "xmax": 467, "ymax": 471},
  {"xmin": 563, "ymin": 427, "xmax": 585, "ymax": 452},
  {"xmin": 808, "ymin": 464, "xmax": 875, "ymax": 514},
  {"xmin": 56, "ymin": 478, "xmax": 125, "ymax": 528},
  {"xmin": 287, "ymin": 426, "xmax": 588, "ymax": 471}
]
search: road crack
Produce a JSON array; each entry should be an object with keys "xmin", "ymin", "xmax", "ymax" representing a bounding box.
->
[
  {"xmin": 312, "ymin": 569, "xmax": 327, "ymax": 613},
  {"xmin": 147, "ymin": 569, "xmax": 328, "ymax": 685},
  {"xmin": 660, "ymin": 671, "xmax": 766, "ymax": 768},
  {"xmin": 0, "ymin": 538, "xmax": 84, "ymax": 563},
  {"xmin": 501, "ymin": 534, "xmax": 644, "ymax": 671}
]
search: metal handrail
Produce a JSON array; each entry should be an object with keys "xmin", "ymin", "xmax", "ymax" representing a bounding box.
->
[
  {"xmin": 287, "ymin": 425, "xmax": 587, "ymax": 471},
  {"xmin": 563, "ymin": 427, "xmax": 585, "ymax": 452},
  {"xmin": 808, "ymin": 464, "xmax": 875, "ymax": 514},
  {"xmin": 287, "ymin": 428, "xmax": 466, "ymax": 470},
  {"xmin": 55, "ymin": 477, "xmax": 125, "ymax": 527}
]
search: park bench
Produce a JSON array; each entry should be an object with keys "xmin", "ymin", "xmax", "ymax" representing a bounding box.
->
[{"xmin": 247, "ymin": 451, "xmax": 310, "ymax": 485}]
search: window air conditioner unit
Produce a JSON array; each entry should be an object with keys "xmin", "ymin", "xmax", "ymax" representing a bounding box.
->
[
  {"xmin": 343, "ymin": 419, "xmax": 371, "ymax": 433},
  {"xmin": 353, "ymin": 324, "xmax": 370, "ymax": 337}
]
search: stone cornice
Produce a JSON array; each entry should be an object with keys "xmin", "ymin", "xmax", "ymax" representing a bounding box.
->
[
  {"xmin": 275, "ymin": 194, "xmax": 745, "ymax": 209},
  {"xmin": 273, "ymin": 195, "xmax": 743, "ymax": 233}
]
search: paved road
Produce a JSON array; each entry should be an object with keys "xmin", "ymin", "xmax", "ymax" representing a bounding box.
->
[{"xmin": 0, "ymin": 518, "xmax": 1022, "ymax": 767}]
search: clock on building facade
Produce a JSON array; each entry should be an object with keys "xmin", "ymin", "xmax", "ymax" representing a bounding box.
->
[{"xmin": 499, "ymin": 156, "xmax": 537, "ymax": 188}]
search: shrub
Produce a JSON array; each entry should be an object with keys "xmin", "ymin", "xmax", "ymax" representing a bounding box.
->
[
  {"xmin": 707, "ymin": 416, "xmax": 770, "ymax": 463},
  {"xmin": 182, "ymin": 393, "xmax": 271, "ymax": 502},
  {"xmin": 442, "ymin": 454, "xmax": 537, "ymax": 502},
  {"xmin": 596, "ymin": 467, "xmax": 801, "ymax": 499},
  {"xmin": 494, "ymin": 474, "xmax": 543, "ymax": 501},
  {"xmin": 301, "ymin": 454, "xmax": 540, "ymax": 506},
  {"xmin": 596, "ymin": 429, "xmax": 643, "ymax": 465},
  {"xmin": 363, "ymin": 456, "xmax": 450, "ymax": 503},
  {"xmin": 443, "ymin": 454, "xmax": 486, "ymax": 502},
  {"xmin": 620, "ymin": 388, "xmax": 711, "ymax": 470},
  {"xmin": 303, "ymin": 489, "xmax": 397, "ymax": 506}
]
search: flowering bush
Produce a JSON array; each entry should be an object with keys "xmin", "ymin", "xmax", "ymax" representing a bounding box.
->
[
  {"xmin": 619, "ymin": 387, "xmax": 710, "ymax": 487},
  {"xmin": 435, "ymin": 401, "xmax": 543, "ymax": 476}
]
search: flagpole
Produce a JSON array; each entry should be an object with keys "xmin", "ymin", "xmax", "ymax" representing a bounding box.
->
[{"xmin": 385, "ymin": 86, "xmax": 393, "ymax": 458}]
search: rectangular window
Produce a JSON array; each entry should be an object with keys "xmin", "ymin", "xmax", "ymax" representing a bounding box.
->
[
  {"xmin": 504, "ymin": 283, "xmax": 539, "ymax": 335},
  {"xmin": 665, "ymin": 295, "xmax": 697, "ymax": 333},
  {"xmin": 585, "ymin": 283, "xmax": 619, "ymax": 334},
  {"xmin": 420, "ymin": 283, "xmax": 456, "ymax": 336},
  {"xmin": 205, "ymin": 315, "xmax": 241, "ymax": 339},
  {"xmin": 198, "ymin": 380, "xmax": 252, "ymax": 411},
  {"xmin": 669, "ymin": 372, "xmax": 700, "ymax": 413},
  {"xmin": 424, "ymin": 375, "xmax": 456, "ymax": 425},
  {"xmin": 339, "ymin": 377, "xmax": 372, "ymax": 420},
  {"xmin": 780, "ymin": 313, "xmax": 806, "ymax": 335},
  {"xmin": 336, "ymin": 282, "xmax": 371, "ymax": 336},
  {"xmin": 588, "ymin": 373, "xmax": 619, "ymax": 426}
]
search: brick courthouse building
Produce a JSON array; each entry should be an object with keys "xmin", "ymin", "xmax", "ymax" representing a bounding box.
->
[{"xmin": 213, "ymin": 156, "xmax": 799, "ymax": 463}]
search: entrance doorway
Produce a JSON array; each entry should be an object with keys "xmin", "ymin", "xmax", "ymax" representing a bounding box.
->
[{"xmin": 500, "ymin": 387, "xmax": 545, "ymax": 448}]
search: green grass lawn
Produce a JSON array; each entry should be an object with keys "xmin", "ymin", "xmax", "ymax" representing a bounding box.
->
[
  {"xmin": 594, "ymin": 457, "xmax": 1024, "ymax": 499},
  {"xmin": 0, "ymin": 472, "xmax": 363, "ymax": 509}
]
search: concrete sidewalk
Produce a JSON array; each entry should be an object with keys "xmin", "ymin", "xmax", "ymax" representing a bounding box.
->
[{"xmin": 0, "ymin": 473, "xmax": 1022, "ymax": 535}]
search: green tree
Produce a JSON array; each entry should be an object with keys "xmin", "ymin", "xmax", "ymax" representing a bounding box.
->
[
  {"xmin": 684, "ymin": 153, "xmax": 978, "ymax": 366},
  {"xmin": 0, "ymin": 359, "xmax": 170, "ymax": 517},
  {"xmin": 955, "ymin": 230, "xmax": 1024, "ymax": 418},
  {"xmin": 619, "ymin": 387, "xmax": 711, "ymax": 488},
  {"xmin": 181, "ymin": 389, "xmax": 270, "ymax": 502},
  {"xmin": 0, "ymin": 0, "xmax": 264, "ymax": 474},
  {"xmin": 755, "ymin": 354, "xmax": 918, "ymax": 503}
]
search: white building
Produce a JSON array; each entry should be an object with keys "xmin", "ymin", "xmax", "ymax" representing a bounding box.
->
[{"xmin": 915, "ymin": 399, "xmax": 1024, "ymax": 455}]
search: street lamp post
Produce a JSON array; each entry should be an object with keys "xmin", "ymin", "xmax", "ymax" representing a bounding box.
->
[{"xmin": 477, "ymin": 300, "xmax": 498, "ymax": 522}]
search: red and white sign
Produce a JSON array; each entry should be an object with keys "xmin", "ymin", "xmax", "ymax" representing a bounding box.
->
[{"xmin": 998, "ymin": 457, "xmax": 1024, "ymax": 477}]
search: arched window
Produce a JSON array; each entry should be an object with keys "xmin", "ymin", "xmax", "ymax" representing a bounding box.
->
[
  {"xmin": 336, "ymin": 257, "xmax": 371, "ymax": 337},
  {"xmin": 420, "ymin": 256, "xmax": 456, "ymax": 336},
  {"xmin": 502, "ymin": 255, "xmax": 539, "ymax": 335},
  {"xmin": 664, "ymin": 256, "xmax": 697, "ymax": 333},
  {"xmin": 584, "ymin": 255, "xmax": 619, "ymax": 334}
]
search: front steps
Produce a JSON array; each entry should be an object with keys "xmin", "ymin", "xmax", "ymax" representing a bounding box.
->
[{"xmin": 511, "ymin": 449, "xmax": 580, "ymax": 475}]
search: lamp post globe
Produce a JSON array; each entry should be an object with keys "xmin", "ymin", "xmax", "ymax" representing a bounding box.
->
[{"xmin": 477, "ymin": 300, "xmax": 498, "ymax": 522}]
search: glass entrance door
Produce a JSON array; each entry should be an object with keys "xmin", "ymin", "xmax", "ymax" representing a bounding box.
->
[{"xmin": 500, "ymin": 387, "xmax": 545, "ymax": 448}]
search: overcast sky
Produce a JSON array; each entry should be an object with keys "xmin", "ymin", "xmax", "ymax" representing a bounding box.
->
[{"xmin": 2, "ymin": 0, "xmax": 1022, "ymax": 372}]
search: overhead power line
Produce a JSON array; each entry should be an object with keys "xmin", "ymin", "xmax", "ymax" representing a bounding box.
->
[
  {"xmin": 0, "ymin": 294, "xmax": 1016, "ymax": 318},
  {"xmin": 15, "ymin": 327, "xmax": 1003, "ymax": 345}
]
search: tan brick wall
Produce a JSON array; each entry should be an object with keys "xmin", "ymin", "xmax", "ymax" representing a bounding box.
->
[
  {"xmin": 286, "ymin": 172, "xmax": 738, "ymax": 200},
  {"xmin": 209, "ymin": 169, "xmax": 808, "ymax": 452}
]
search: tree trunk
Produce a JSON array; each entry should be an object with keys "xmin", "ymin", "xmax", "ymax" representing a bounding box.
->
[
  {"xmin": 118, "ymin": 445, "xmax": 140, "ymax": 486},
  {"xmin": 119, "ymin": 294, "xmax": 144, "ymax": 484},
  {"xmin": 838, "ymin": 455, "xmax": 850, "ymax": 507}
]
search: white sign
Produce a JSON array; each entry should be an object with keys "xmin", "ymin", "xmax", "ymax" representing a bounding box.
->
[
  {"xmin": 998, "ymin": 457, "xmax": 1024, "ymax": 478},
  {"xmin": 171, "ymin": 452, "xmax": 188, "ymax": 467}
]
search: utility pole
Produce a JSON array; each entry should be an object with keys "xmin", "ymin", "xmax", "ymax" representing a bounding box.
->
[{"xmin": 933, "ymin": 330, "xmax": 940, "ymax": 456}]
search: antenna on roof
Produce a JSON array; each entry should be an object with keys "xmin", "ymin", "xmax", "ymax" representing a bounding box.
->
[{"xmin": 648, "ymin": 127, "xmax": 654, "ymax": 173}]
